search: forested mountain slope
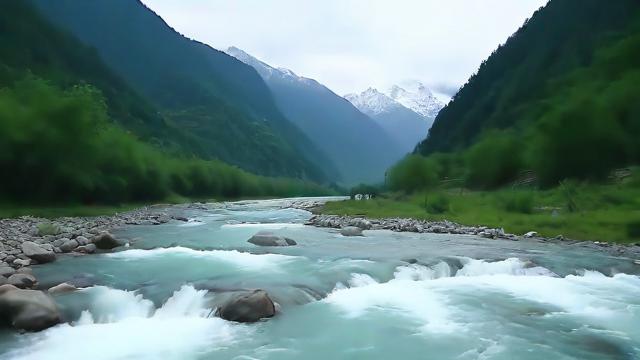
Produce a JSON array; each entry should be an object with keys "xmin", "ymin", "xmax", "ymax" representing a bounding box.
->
[
  {"xmin": 227, "ymin": 47, "xmax": 402, "ymax": 185},
  {"xmin": 418, "ymin": 0, "xmax": 640, "ymax": 156},
  {"xmin": 32, "ymin": 0, "xmax": 333, "ymax": 182},
  {"xmin": 396, "ymin": 0, "xmax": 640, "ymax": 189}
]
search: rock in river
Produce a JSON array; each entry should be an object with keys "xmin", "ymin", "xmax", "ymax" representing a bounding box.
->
[
  {"xmin": 340, "ymin": 226, "xmax": 364, "ymax": 237},
  {"xmin": 248, "ymin": 231, "xmax": 297, "ymax": 247},
  {"xmin": 0, "ymin": 284, "xmax": 61, "ymax": 331},
  {"xmin": 48, "ymin": 282, "xmax": 77, "ymax": 295},
  {"xmin": 216, "ymin": 290, "xmax": 276, "ymax": 323},
  {"xmin": 7, "ymin": 274, "xmax": 37, "ymax": 289},
  {"xmin": 92, "ymin": 232, "xmax": 122, "ymax": 250},
  {"xmin": 21, "ymin": 241, "xmax": 56, "ymax": 264}
]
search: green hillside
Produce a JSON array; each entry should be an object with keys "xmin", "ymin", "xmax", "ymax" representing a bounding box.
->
[
  {"xmin": 404, "ymin": 0, "xmax": 640, "ymax": 189},
  {"xmin": 31, "ymin": 0, "xmax": 332, "ymax": 182}
]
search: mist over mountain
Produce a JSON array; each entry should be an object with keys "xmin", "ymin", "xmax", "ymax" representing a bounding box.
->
[{"xmin": 227, "ymin": 46, "xmax": 406, "ymax": 185}]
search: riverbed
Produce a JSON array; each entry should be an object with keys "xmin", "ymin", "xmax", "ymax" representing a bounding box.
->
[{"xmin": 1, "ymin": 197, "xmax": 639, "ymax": 359}]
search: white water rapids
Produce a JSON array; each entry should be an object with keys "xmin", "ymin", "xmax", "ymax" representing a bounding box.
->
[{"xmin": 0, "ymin": 198, "xmax": 638, "ymax": 359}]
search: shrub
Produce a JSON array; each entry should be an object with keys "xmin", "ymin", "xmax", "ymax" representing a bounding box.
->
[
  {"xmin": 499, "ymin": 191, "xmax": 534, "ymax": 214},
  {"xmin": 424, "ymin": 193, "xmax": 450, "ymax": 214},
  {"xmin": 464, "ymin": 131, "xmax": 523, "ymax": 189},
  {"xmin": 559, "ymin": 180, "xmax": 579, "ymax": 213},
  {"xmin": 627, "ymin": 220, "xmax": 640, "ymax": 240},
  {"xmin": 37, "ymin": 222, "xmax": 60, "ymax": 236},
  {"xmin": 388, "ymin": 155, "xmax": 441, "ymax": 193}
]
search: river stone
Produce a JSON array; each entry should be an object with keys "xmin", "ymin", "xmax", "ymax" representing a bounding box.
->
[
  {"xmin": 16, "ymin": 267, "xmax": 33, "ymax": 275},
  {"xmin": 75, "ymin": 243, "xmax": 97, "ymax": 254},
  {"xmin": 0, "ymin": 286, "xmax": 61, "ymax": 331},
  {"xmin": 59, "ymin": 239, "xmax": 79, "ymax": 253},
  {"xmin": 248, "ymin": 232, "xmax": 297, "ymax": 247},
  {"xmin": 0, "ymin": 266, "xmax": 15, "ymax": 278},
  {"xmin": 340, "ymin": 227, "xmax": 363, "ymax": 237},
  {"xmin": 75, "ymin": 236, "xmax": 90, "ymax": 246},
  {"xmin": 524, "ymin": 231, "xmax": 538, "ymax": 238},
  {"xmin": 13, "ymin": 258, "xmax": 31, "ymax": 267},
  {"xmin": 48, "ymin": 282, "xmax": 77, "ymax": 295},
  {"xmin": 216, "ymin": 290, "xmax": 276, "ymax": 323},
  {"xmin": 21, "ymin": 241, "xmax": 56, "ymax": 263},
  {"xmin": 92, "ymin": 232, "xmax": 122, "ymax": 250},
  {"xmin": 7, "ymin": 273, "xmax": 37, "ymax": 289}
]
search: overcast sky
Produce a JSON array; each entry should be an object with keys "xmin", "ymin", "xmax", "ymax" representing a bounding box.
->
[{"xmin": 142, "ymin": 0, "xmax": 547, "ymax": 98}]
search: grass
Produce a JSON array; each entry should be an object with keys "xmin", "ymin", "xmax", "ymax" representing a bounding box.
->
[{"xmin": 321, "ymin": 178, "xmax": 640, "ymax": 244}]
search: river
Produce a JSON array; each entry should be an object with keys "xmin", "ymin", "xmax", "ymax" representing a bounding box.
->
[{"xmin": 1, "ymin": 198, "xmax": 639, "ymax": 359}]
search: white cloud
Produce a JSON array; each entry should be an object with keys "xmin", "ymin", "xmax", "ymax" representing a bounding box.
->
[{"xmin": 142, "ymin": 0, "xmax": 547, "ymax": 95}]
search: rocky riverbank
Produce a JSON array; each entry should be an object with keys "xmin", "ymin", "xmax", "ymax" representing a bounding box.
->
[
  {"xmin": 307, "ymin": 214, "xmax": 640, "ymax": 259},
  {"xmin": 0, "ymin": 205, "xmax": 201, "ymax": 290}
]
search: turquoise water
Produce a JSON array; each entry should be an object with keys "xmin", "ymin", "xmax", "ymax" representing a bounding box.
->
[{"xmin": 1, "ymin": 198, "xmax": 639, "ymax": 360}]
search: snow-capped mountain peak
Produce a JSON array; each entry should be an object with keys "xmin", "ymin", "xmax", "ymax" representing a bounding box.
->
[
  {"xmin": 344, "ymin": 88, "xmax": 401, "ymax": 116},
  {"xmin": 226, "ymin": 46, "xmax": 314, "ymax": 85},
  {"xmin": 387, "ymin": 82, "xmax": 444, "ymax": 118},
  {"xmin": 345, "ymin": 82, "xmax": 444, "ymax": 119}
]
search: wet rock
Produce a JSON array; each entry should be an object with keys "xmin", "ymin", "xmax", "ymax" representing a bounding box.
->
[
  {"xmin": 48, "ymin": 282, "xmax": 77, "ymax": 295},
  {"xmin": 173, "ymin": 216, "xmax": 189, "ymax": 222},
  {"xmin": 0, "ymin": 285, "xmax": 61, "ymax": 331},
  {"xmin": 7, "ymin": 273, "xmax": 37, "ymax": 289},
  {"xmin": 75, "ymin": 244, "xmax": 97, "ymax": 254},
  {"xmin": 248, "ymin": 232, "xmax": 297, "ymax": 247},
  {"xmin": 21, "ymin": 241, "xmax": 56, "ymax": 263},
  {"xmin": 16, "ymin": 267, "xmax": 32, "ymax": 275},
  {"xmin": 92, "ymin": 232, "xmax": 122, "ymax": 250},
  {"xmin": 59, "ymin": 239, "xmax": 79, "ymax": 253},
  {"xmin": 524, "ymin": 231, "xmax": 538, "ymax": 238},
  {"xmin": 216, "ymin": 290, "xmax": 276, "ymax": 323},
  {"xmin": 340, "ymin": 227, "xmax": 364, "ymax": 237}
]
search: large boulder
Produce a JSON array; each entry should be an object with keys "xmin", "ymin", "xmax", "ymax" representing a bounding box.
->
[
  {"xmin": 59, "ymin": 239, "xmax": 79, "ymax": 253},
  {"xmin": 21, "ymin": 242, "xmax": 56, "ymax": 263},
  {"xmin": 7, "ymin": 274, "xmax": 37, "ymax": 289},
  {"xmin": 92, "ymin": 232, "xmax": 122, "ymax": 250},
  {"xmin": 0, "ymin": 285, "xmax": 61, "ymax": 331},
  {"xmin": 340, "ymin": 226, "xmax": 364, "ymax": 237},
  {"xmin": 248, "ymin": 232, "xmax": 297, "ymax": 247},
  {"xmin": 216, "ymin": 290, "xmax": 276, "ymax": 323}
]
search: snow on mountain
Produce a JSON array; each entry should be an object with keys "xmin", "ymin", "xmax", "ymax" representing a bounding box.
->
[
  {"xmin": 344, "ymin": 88, "xmax": 403, "ymax": 116},
  {"xmin": 226, "ymin": 46, "xmax": 316, "ymax": 86},
  {"xmin": 345, "ymin": 83, "xmax": 444, "ymax": 119},
  {"xmin": 388, "ymin": 82, "xmax": 444, "ymax": 118}
]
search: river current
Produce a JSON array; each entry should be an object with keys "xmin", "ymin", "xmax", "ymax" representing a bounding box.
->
[{"xmin": 1, "ymin": 198, "xmax": 639, "ymax": 359}]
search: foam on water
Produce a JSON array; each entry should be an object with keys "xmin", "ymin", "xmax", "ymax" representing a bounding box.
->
[
  {"xmin": 7, "ymin": 285, "xmax": 245, "ymax": 360},
  {"xmin": 107, "ymin": 247, "xmax": 297, "ymax": 271},
  {"xmin": 325, "ymin": 258, "xmax": 640, "ymax": 341}
]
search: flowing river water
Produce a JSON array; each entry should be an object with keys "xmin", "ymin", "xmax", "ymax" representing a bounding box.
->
[{"xmin": 1, "ymin": 198, "xmax": 639, "ymax": 359}]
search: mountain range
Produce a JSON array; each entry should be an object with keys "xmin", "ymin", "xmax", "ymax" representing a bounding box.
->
[
  {"xmin": 227, "ymin": 46, "xmax": 427, "ymax": 185},
  {"xmin": 345, "ymin": 85, "xmax": 443, "ymax": 153}
]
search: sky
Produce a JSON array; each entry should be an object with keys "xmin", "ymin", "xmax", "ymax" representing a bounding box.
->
[{"xmin": 142, "ymin": 0, "xmax": 547, "ymax": 99}]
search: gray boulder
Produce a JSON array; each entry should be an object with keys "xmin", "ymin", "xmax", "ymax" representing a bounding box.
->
[
  {"xmin": 216, "ymin": 290, "xmax": 276, "ymax": 323},
  {"xmin": 75, "ymin": 236, "xmax": 90, "ymax": 246},
  {"xmin": 340, "ymin": 227, "xmax": 364, "ymax": 237},
  {"xmin": 248, "ymin": 232, "xmax": 296, "ymax": 247},
  {"xmin": 48, "ymin": 282, "xmax": 77, "ymax": 295},
  {"xmin": 0, "ymin": 285, "xmax": 61, "ymax": 331},
  {"xmin": 7, "ymin": 274, "xmax": 37, "ymax": 289},
  {"xmin": 92, "ymin": 232, "xmax": 122, "ymax": 250},
  {"xmin": 59, "ymin": 239, "xmax": 79, "ymax": 253},
  {"xmin": 75, "ymin": 244, "xmax": 97, "ymax": 254},
  {"xmin": 21, "ymin": 241, "xmax": 56, "ymax": 263},
  {"xmin": 13, "ymin": 258, "xmax": 31, "ymax": 267},
  {"xmin": 0, "ymin": 266, "xmax": 15, "ymax": 278}
]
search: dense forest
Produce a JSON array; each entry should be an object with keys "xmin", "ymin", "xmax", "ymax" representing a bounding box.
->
[
  {"xmin": 30, "ymin": 0, "xmax": 333, "ymax": 182},
  {"xmin": 390, "ymin": 0, "xmax": 640, "ymax": 191},
  {"xmin": 0, "ymin": 1, "xmax": 330, "ymax": 204}
]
